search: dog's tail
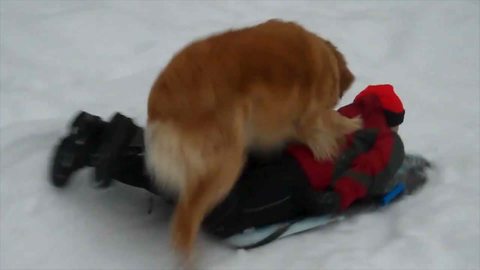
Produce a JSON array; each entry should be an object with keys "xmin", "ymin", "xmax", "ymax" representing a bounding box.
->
[
  {"xmin": 144, "ymin": 120, "xmax": 200, "ymax": 195},
  {"xmin": 145, "ymin": 115, "xmax": 246, "ymax": 259}
]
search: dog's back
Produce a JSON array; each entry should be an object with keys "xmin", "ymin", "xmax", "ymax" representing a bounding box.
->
[
  {"xmin": 148, "ymin": 20, "xmax": 317, "ymax": 123},
  {"xmin": 147, "ymin": 19, "xmax": 345, "ymax": 175}
]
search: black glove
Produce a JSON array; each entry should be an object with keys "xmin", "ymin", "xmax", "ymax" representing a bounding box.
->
[{"xmin": 394, "ymin": 154, "xmax": 431, "ymax": 194}]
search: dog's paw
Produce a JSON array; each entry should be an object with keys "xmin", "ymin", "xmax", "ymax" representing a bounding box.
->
[
  {"xmin": 173, "ymin": 253, "xmax": 197, "ymax": 270},
  {"xmin": 171, "ymin": 204, "xmax": 198, "ymax": 264},
  {"xmin": 312, "ymin": 145, "xmax": 339, "ymax": 161},
  {"xmin": 172, "ymin": 221, "xmax": 193, "ymax": 255},
  {"xmin": 308, "ymin": 133, "xmax": 340, "ymax": 161},
  {"xmin": 341, "ymin": 115, "xmax": 363, "ymax": 135}
]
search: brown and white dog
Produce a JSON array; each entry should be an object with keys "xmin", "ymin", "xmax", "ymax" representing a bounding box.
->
[{"xmin": 146, "ymin": 19, "xmax": 360, "ymax": 263}]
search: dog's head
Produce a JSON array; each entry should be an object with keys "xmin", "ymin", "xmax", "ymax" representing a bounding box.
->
[{"xmin": 325, "ymin": 41, "xmax": 355, "ymax": 98}]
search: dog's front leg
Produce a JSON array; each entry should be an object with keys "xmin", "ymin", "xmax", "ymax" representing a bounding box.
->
[{"xmin": 296, "ymin": 110, "xmax": 362, "ymax": 160}]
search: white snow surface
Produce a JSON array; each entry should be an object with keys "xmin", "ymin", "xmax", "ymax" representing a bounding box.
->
[{"xmin": 1, "ymin": 1, "xmax": 479, "ymax": 269}]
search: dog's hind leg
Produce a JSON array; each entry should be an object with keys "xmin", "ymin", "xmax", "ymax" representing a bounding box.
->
[{"xmin": 170, "ymin": 130, "xmax": 246, "ymax": 265}]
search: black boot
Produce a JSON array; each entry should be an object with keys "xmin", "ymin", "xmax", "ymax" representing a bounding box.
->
[
  {"xmin": 93, "ymin": 118, "xmax": 177, "ymax": 203},
  {"xmin": 107, "ymin": 122, "xmax": 157, "ymax": 192},
  {"xmin": 92, "ymin": 113, "xmax": 139, "ymax": 188},
  {"xmin": 50, "ymin": 111, "xmax": 106, "ymax": 187}
]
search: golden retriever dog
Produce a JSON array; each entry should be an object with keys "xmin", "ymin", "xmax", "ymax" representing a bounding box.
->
[{"xmin": 146, "ymin": 19, "xmax": 360, "ymax": 262}]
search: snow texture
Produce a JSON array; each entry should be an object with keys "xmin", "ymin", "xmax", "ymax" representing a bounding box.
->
[{"xmin": 1, "ymin": 1, "xmax": 479, "ymax": 269}]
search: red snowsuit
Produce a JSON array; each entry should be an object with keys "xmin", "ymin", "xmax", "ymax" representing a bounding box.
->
[{"xmin": 287, "ymin": 91, "xmax": 405, "ymax": 210}]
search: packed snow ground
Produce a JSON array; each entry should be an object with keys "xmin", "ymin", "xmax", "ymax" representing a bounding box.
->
[{"xmin": 1, "ymin": 1, "xmax": 479, "ymax": 269}]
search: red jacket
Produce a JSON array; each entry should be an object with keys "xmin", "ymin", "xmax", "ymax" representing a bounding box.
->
[{"xmin": 287, "ymin": 94, "xmax": 405, "ymax": 210}]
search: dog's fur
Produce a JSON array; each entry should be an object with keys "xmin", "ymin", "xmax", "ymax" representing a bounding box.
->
[{"xmin": 146, "ymin": 19, "xmax": 360, "ymax": 262}]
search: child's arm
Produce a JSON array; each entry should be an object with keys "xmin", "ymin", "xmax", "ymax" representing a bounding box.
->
[{"xmin": 332, "ymin": 129, "xmax": 405, "ymax": 209}]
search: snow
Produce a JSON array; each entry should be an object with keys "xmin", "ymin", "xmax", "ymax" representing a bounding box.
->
[{"xmin": 1, "ymin": 1, "xmax": 479, "ymax": 269}]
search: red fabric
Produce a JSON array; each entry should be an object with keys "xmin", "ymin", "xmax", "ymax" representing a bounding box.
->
[
  {"xmin": 287, "ymin": 145, "xmax": 334, "ymax": 190},
  {"xmin": 354, "ymin": 84, "xmax": 404, "ymax": 113},
  {"xmin": 333, "ymin": 130, "xmax": 395, "ymax": 209},
  {"xmin": 334, "ymin": 178, "xmax": 368, "ymax": 209},
  {"xmin": 347, "ymin": 130, "xmax": 395, "ymax": 176},
  {"xmin": 287, "ymin": 85, "xmax": 401, "ymax": 210}
]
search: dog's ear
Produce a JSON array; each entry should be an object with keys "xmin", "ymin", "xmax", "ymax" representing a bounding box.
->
[{"xmin": 325, "ymin": 41, "xmax": 355, "ymax": 97}]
